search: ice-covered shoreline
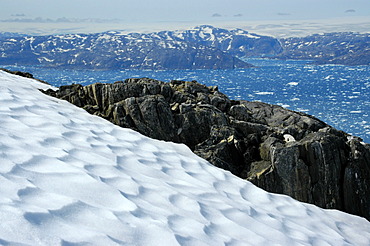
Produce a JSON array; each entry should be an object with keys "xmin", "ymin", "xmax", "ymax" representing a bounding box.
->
[{"xmin": 0, "ymin": 70, "xmax": 369, "ymax": 245}]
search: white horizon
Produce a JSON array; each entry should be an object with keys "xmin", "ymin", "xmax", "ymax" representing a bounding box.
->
[{"xmin": 1, "ymin": 16, "xmax": 370, "ymax": 37}]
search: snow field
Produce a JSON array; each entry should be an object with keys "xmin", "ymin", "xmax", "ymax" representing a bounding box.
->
[{"xmin": 0, "ymin": 70, "xmax": 369, "ymax": 245}]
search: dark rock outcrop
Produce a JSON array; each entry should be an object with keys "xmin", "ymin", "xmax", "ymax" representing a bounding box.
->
[
  {"xmin": 42, "ymin": 78, "xmax": 370, "ymax": 220},
  {"xmin": 0, "ymin": 68, "xmax": 35, "ymax": 79},
  {"xmin": 0, "ymin": 68, "xmax": 50, "ymax": 84}
]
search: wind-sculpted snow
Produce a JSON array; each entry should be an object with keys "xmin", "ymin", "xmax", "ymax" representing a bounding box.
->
[{"xmin": 0, "ymin": 70, "xmax": 369, "ymax": 245}]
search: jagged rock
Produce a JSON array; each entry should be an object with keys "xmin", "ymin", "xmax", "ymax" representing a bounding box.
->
[
  {"xmin": 42, "ymin": 78, "xmax": 370, "ymax": 220},
  {"xmin": 344, "ymin": 137, "xmax": 370, "ymax": 217}
]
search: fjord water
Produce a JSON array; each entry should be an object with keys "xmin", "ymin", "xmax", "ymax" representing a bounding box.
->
[{"xmin": 4, "ymin": 59, "xmax": 370, "ymax": 143}]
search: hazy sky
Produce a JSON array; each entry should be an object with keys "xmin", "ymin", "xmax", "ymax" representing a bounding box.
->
[
  {"xmin": 1, "ymin": 0, "xmax": 370, "ymax": 22},
  {"xmin": 1, "ymin": 0, "xmax": 370, "ymax": 36}
]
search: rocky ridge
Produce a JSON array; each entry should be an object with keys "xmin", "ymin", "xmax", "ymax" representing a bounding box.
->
[
  {"xmin": 0, "ymin": 26, "xmax": 267, "ymax": 69},
  {"xmin": 42, "ymin": 78, "xmax": 370, "ymax": 220},
  {"xmin": 277, "ymin": 32, "xmax": 370, "ymax": 66},
  {"xmin": 153, "ymin": 25, "xmax": 283, "ymax": 58},
  {"xmin": 1, "ymin": 26, "xmax": 369, "ymax": 67}
]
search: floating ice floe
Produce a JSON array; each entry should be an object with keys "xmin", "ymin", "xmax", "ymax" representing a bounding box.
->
[
  {"xmin": 255, "ymin": 91, "xmax": 274, "ymax": 95},
  {"xmin": 287, "ymin": 82, "xmax": 299, "ymax": 86}
]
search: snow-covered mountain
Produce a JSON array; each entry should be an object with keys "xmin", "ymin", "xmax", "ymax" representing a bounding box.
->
[
  {"xmin": 0, "ymin": 26, "xmax": 284, "ymax": 69},
  {"xmin": 278, "ymin": 32, "xmax": 370, "ymax": 65},
  {"xmin": 151, "ymin": 25, "xmax": 283, "ymax": 57},
  {"xmin": 1, "ymin": 26, "xmax": 369, "ymax": 68},
  {"xmin": 0, "ymin": 70, "xmax": 369, "ymax": 245}
]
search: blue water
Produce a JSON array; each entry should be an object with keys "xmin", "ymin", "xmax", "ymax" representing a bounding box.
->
[{"xmin": 4, "ymin": 59, "xmax": 370, "ymax": 143}]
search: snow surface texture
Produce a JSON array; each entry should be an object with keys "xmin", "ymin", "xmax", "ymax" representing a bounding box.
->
[{"xmin": 0, "ymin": 70, "xmax": 369, "ymax": 246}]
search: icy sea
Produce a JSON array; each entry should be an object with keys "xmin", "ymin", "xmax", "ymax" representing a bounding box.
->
[{"xmin": 4, "ymin": 59, "xmax": 370, "ymax": 143}]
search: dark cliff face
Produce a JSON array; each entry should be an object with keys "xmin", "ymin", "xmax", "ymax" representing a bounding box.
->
[{"xmin": 42, "ymin": 78, "xmax": 370, "ymax": 220}]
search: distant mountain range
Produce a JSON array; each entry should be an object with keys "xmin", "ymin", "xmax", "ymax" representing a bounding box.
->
[
  {"xmin": 0, "ymin": 26, "xmax": 369, "ymax": 69},
  {"xmin": 277, "ymin": 32, "xmax": 370, "ymax": 66}
]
